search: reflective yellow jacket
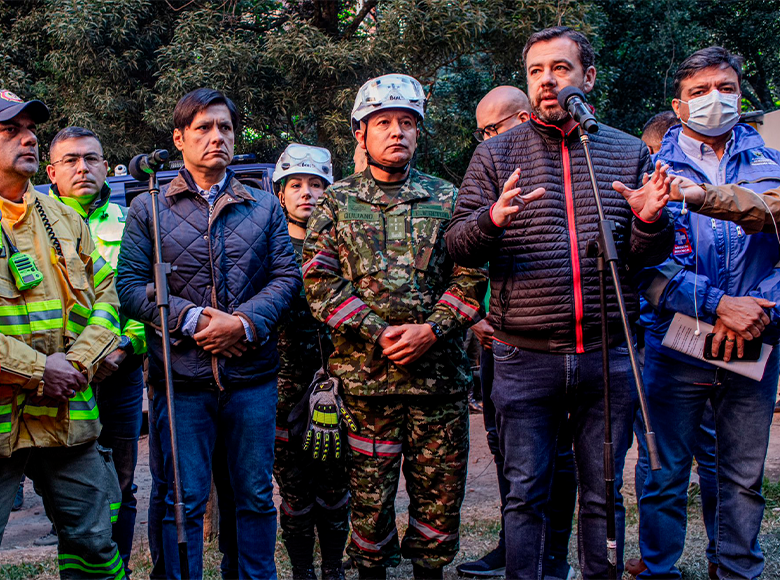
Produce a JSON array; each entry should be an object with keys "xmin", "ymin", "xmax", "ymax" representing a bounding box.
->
[
  {"xmin": 51, "ymin": 184, "xmax": 145, "ymax": 355},
  {"xmin": 0, "ymin": 184, "xmax": 120, "ymax": 457}
]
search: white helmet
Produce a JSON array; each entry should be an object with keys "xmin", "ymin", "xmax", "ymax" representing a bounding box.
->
[
  {"xmin": 272, "ymin": 144, "xmax": 333, "ymax": 186},
  {"xmin": 351, "ymin": 74, "xmax": 426, "ymax": 133}
]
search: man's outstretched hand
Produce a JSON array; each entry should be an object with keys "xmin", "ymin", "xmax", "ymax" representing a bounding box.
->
[
  {"xmin": 490, "ymin": 168, "xmax": 545, "ymax": 228},
  {"xmin": 612, "ymin": 160, "xmax": 671, "ymax": 222},
  {"xmin": 668, "ymin": 175, "xmax": 706, "ymax": 206}
]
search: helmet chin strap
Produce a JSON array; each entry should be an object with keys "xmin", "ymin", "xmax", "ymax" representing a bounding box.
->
[
  {"xmin": 366, "ymin": 154, "xmax": 410, "ymax": 175},
  {"xmin": 363, "ymin": 132, "xmax": 412, "ymax": 175},
  {"xmin": 287, "ymin": 214, "xmax": 309, "ymax": 229}
]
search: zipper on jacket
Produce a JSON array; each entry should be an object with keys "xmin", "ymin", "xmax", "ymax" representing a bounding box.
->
[
  {"xmin": 204, "ymin": 198, "xmax": 224, "ymax": 390},
  {"xmin": 562, "ymin": 140, "xmax": 585, "ymax": 354}
]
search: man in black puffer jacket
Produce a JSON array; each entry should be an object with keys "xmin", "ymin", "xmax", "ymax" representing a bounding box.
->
[
  {"xmin": 445, "ymin": 27, "xmax": 673, "ymax": 580},
  {"xmin": 117, "ymin": 88, "xmax": 300, "ymax": 580}
]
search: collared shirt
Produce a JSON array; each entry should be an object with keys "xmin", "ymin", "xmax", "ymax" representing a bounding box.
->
[
  {"xmin": 181, "ymin": 173, "xmax": 253, "ymax": 342},
  {"xmin": 677, "ymin": 131, "xmax": 735, "ymax": 186},
  {"xmin": 195, "ymin": 174, "xmax": 228, "ymax": 206}
]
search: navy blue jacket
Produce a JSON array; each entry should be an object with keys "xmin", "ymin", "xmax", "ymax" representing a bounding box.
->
[{"xmin": 116, "ymin": 169, "xmax": 301, "ymax": 390}]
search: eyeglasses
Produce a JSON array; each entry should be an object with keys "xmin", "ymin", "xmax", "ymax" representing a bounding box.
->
[
  {"xmin": 473, "ymin": 112, "xmax": 522, "ymax": 142},
  {"xmin": 50, "ymin": 154, "xmax": 104, "ymax": 169}
]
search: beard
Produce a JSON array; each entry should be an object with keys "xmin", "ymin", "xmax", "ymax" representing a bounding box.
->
[{"xmin": 532, "ymin": 100, "xmax": 568, "ymax": 124}]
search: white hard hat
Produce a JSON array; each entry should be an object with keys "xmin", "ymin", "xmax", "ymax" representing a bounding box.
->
[
  {"xmin": 351, "ymin": 74, "xmax": 426, "ymax": 133},
  {"xmin": 272, "ymin": 144, "xmax": 333, "ymax": 185}
]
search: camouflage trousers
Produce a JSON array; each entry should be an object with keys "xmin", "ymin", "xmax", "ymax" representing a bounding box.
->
[
  {"xmin": 343, "ymin": 393, "xmax": 469, "ymax": 570},
  {"xmin": 274, "ymin": 375, "xmax": 350, "ymax": 543}
]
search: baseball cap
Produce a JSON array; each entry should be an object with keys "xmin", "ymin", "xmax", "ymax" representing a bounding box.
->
[{"xmin": 0, "ymin": 90, "xmax": 49, "ymax": 124}]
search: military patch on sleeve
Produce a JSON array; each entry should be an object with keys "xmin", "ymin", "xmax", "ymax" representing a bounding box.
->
[{"xmin": 673, "ymin": 228, "xmax": 693, "ymax": 256}]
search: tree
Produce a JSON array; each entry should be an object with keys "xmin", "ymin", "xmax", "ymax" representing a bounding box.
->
[{"xmin": 1, "ymin": 0, "xmax": 775, "ymax": 184}]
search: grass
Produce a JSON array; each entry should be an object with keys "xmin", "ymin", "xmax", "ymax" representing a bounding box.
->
[{"xmin": 4, "ymin": 478, "xmax": 780, "ymax": 579}]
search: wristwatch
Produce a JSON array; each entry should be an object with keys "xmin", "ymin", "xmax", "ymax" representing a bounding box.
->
[
  {"xmin": 117, "ymin": 335, "xmax": 134, "ymax": 355},
  {"xmin": 426, "ymin": 321, "xmax": 444, "ymax": 340}
]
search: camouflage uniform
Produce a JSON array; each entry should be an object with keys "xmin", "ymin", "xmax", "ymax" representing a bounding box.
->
[
  {"xmin": 303, "ymin": 168, "xmax": 487, "ymax": 570},
  {"xmin": 274, "ymin": 242, "xmax": 350, "ymax": 556}
]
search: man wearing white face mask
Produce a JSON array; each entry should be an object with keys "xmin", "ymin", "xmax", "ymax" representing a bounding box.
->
[{"xmin": 634, "ymin": 47, "xmax": 780, "ymax": 579}]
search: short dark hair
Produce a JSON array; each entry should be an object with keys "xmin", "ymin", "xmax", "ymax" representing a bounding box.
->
[
  {"xmin": 673, "ymin": 47, "xmax": 744, "ymax": 99},
  {"xmin": 523, "ymin": 26, "xmax": 595, "ymax": 72},
  {"xmin": 50, "ymin": 126, "xmax": 102, "ymax": 153},
  {"xmin": 641, "ymin": 111, "xmax": 678, "ymax": 143},
  {"xmin": 173, "ymin": 88, "xmax": 239, "ymax": 131}
]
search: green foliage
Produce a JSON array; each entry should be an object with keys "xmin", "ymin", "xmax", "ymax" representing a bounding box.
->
[
  {"xmin": 592, "ymin": 0, "xmax": 780, "ymax": 135},
  {"xmin": 0, "ymin": 0, "xmax": 777, "ymax": 183}
]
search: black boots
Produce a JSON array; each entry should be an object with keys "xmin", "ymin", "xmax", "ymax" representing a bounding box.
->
[
  {"xmin": 357, "ymin": 565, "xmax": 387, "ymax": 580},
  {"xmin": 412, "ymin": 563, "xmax": 444, "ymax": 579},
  {"xmin": 286, "ymin": 535, "xmax": 317, "ymax": 580}
]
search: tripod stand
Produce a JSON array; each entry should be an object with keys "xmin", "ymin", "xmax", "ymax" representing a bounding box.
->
[{"xmin": 578, "ymin": 125, "xmax": 661, "ymax": 579}]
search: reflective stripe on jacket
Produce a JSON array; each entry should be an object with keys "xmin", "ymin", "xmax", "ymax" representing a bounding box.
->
[
  {"xmin": 0, "ymin": 184, "xmax": 120, "ymax": 457},
  {"xmin": 50, "ymin": 185, "xmax": 146, "ymax": 354}
]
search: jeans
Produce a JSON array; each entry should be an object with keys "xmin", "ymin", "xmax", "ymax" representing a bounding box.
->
[
  {"xmin": 638, "ymin": 347, "xmax": 780, "ymax": 579},
  {"xmin": 153, "ymin": 380, "xmax": 278, "ymax": 580},
  {"xmin": 634, "ymin": 403, "xmax": 718, "ymax": 564},
  {"xmin": 492, "ymin": 341, "xmax": 636, "ymax": 580},
  {"xmin": 147, "ymin": 388, "xmax": 168, "ymax": 580},
  {"xmin": 481, "ymin": 347, "xmax": 576, "ymax": 574},
  {"xmin": 97, "ymin": 364, "xmax": 144, "ymax": 574}
]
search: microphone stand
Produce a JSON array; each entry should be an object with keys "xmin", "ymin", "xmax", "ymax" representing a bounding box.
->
[
  {"xmin": 147, "ymin": 167, "xmax": 190, "ymax": 579},
  {"xmin": 578, "ymin": 125, "xmax": 660, "ymax": 579}
]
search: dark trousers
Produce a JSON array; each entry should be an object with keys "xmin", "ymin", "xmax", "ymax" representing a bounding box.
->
[
  {"xmin": 153, "ymin": 381, "xmax": 278, "ymax": 580},
  {"xmin": 492, "ymin": 342, "xmax": 636, "ymax": 580},
  {"xmin": 481, "ymin": 347, "xmax": 576, "ymax": 575},
  {"xmin": 0, "ymin": 442, "xmax": 123, "ymax": 579},
  {"xmin": 97, "ymin": 364, "xmax": 144, "ymax": 574}
]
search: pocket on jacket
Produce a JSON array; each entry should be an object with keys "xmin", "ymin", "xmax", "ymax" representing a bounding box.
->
[
  {"xmin": 336, "ymin": 220, "xmax": 387, "ymax": 281},
  {"xmin": 412, "ymin": 216, "xmax": 446, "ymax": 272},
  {"xmin": 59, "ymin": 242, "xmax": 88, "ymax": 291}
]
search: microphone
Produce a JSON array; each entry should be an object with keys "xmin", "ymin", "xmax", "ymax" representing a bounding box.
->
[
  {"xmin": 557, "ymin": 87, "xmax": 598, "ymax": 133},
  {"xmin": 129, "ymin": 149, "xmax": 169, "ymax": 180}
]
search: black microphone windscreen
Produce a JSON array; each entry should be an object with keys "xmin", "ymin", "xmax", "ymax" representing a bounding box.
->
[
  {"xmin": 128, "ymin": 154, "xmax": 147, "ymax": 181},
  {"xmin": 557, "ymin": 86, "xmax": 587, "ymax": 109}
]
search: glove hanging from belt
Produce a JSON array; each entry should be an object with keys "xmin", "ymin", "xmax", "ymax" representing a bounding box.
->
[{"xmin": 287, "ymin": 368, "xmax": 357, "ymax": 461}]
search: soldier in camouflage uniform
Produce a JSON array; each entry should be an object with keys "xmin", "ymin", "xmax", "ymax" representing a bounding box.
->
[
  {"xmin": 273, "ymin": 144, "xmax": 350, "ymax": 580},
  {"xmin": 303, "ymin": 74, "xmax": 487, "ymax": 580}
]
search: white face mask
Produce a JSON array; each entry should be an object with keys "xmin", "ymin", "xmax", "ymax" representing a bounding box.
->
[{"xmin": 680, "ymin": 89, "xmax": 741, "ymax": 137}]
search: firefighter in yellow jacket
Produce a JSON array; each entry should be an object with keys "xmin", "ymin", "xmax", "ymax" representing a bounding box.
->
[{"xmin": 0, "ymin": 91, "xmax": 124, "ymax": 579}]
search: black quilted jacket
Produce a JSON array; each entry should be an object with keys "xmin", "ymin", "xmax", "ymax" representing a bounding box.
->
[
  {"xmin": 445, "ymin": 116, "xmax": 674, "ymax": 353},
  {"xmin": 117, "ymin": 169, "xmax": 301, "ymax": 390}
]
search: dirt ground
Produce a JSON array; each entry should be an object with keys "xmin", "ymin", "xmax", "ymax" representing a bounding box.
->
[{"xmin": 2, "ymin": 412, "xmax": 780, "ymax": 577}]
